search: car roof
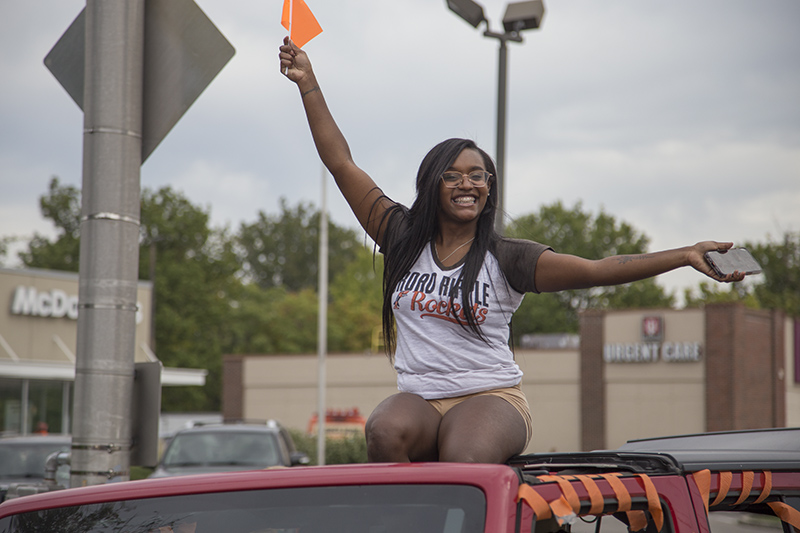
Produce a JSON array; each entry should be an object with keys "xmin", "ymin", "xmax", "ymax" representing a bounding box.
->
[
  {"xmin": 172, "ymin": 421, "xmax": 284, "ymax": 434},
  {"xmin": 616, "ymin": 426, "xmax": 800, "ymax": 472},
  {"xmin": 0, "ymin": 463, "xmax": 518, "ymax": 517},
  {"xmin": 0, "ymin": 435, "xmax": 71, "ymax": 445},
  {"xmin": 510, "ymin": 427, "xmax": 800, "ymax": 475}
]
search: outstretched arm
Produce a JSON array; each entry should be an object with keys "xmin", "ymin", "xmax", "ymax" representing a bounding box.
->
[
  {"xmin": 534, "ymin": 241, "xmax": 745, "ymax": 293},
  {"xmin": 278, "ymin": 38, "xmax": 392, "ymax": 245}
]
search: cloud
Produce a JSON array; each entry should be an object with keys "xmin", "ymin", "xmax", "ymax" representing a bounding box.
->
[{"xmin": 1, "ymin": 0, "xmax": 798, "ymax": 298}]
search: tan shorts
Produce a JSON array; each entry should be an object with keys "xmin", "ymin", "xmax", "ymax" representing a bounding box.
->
[{"xmin": 425, "ymin": 384, "xmax": 533, "ymax": 447}]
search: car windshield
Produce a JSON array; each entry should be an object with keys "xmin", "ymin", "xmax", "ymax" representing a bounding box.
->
[
  {"xmin": 161, "ymin": 431, "xmax": 280, "ymax": 468},
  {"xmin": 0, "ymin": 442, "xmax": 69, "ymax": 479},
  {"xmin": 0, "ymin": 484, "xmax": 487, "ymax": 533}
]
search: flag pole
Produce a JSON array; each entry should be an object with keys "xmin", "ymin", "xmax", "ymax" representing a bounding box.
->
[
  {"xmin": 317, "ymin": 163, "xmax": 328, "ymax": 465},
  {"xmin": 288, "ymin": 0, "xmax": 294, "ymax": 42}
]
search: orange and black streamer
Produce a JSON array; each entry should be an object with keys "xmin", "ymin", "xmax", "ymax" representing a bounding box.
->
[
  {"xmin": 516, "ymin": 473, "xmax": 664, "ymax": 532},
  {"xmin": 690, "ymin": 470, "xmax": 800, "ymax": 529}
]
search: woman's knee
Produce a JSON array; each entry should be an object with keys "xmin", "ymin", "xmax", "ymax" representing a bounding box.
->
[
  {"xmin": 437, "ymin": 396, "xmax": 528, "ymax": 464},
  {"xmin": 364, "ymin": 410, "xmax": 405, "ymax": 451},
  {"xmin": 365, "ymin": 393, "xmax": 440, "ymax": 462}
]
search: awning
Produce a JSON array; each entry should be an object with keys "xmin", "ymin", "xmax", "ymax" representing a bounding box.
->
[{"xmin": 0, "ymin": 359, "xmax": 206, "ymax": 386}]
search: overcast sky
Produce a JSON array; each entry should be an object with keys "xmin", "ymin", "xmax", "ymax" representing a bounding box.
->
[{"xmin": 2, "ymin": 0, "xmax": 798, "ymax": 299}]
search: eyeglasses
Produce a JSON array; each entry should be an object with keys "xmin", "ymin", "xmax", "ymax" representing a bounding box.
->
[{"xmin": 440, "ymin": 170, "xmax": 492, "ymax": 188}]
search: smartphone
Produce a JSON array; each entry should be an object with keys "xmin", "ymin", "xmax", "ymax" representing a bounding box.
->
[{"xmin": 704, "ymin": 248, "xmax": 762, "ymax": 276}]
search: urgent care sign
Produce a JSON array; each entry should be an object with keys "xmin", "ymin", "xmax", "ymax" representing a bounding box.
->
[{"xmin": 603, "ymin": 313, "xmax": 704, "ymax": 364}]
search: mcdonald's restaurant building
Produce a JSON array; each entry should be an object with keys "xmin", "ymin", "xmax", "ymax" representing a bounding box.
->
[
  {"xmin": 224, "ymin": 303, "xmax": 800, "ymax": 453},
  {"xmin": 0, "ymin": 267, "xmax": 206, "ymax": 436}
]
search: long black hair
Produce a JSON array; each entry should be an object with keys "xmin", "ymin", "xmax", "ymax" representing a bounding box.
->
[{"xmin": 376, "ymin": 138, "xmax": 501, "ymax": 358}]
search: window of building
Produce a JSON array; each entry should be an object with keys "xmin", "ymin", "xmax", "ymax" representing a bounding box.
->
[
  {"xmin": 0, "ymin": 379, "xmax": 70, "ymax": 435},
  {"xmin": 0, "ymin": 379, "xmax": 23, "ymax": 435}
]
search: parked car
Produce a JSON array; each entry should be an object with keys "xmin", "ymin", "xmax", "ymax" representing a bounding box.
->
[
  {"xmin": 149, "ymin": 420, "xmax": 309, "ymax": 478},
  {"xmin": 1, "ymin": 427, "xmax": 798, "ymax": 532},
  {"xmin": 0, "ymin": 434, "xmax": 70, "ymax": 502}
]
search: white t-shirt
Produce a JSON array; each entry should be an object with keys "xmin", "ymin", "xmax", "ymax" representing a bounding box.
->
[{"xmin": 391, "ymin": 239, "xmax": 549, "ymax": 399}]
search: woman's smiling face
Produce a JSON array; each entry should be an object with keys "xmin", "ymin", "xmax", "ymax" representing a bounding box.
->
[{"xmin": 437, "ymin": 148, "xmax": 491, "ymax": 225}]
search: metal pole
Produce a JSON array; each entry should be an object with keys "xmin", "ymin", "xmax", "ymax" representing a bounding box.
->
[
  {"xmin": 495, "ymin": 37, "xmax": 508, "ymax": 235},
  {"xmin": 71, "ymin": 0, "xmax": 144, "ymax": 487},
  {"xmin": 21, "ymin": 380, "xmax": 29, "ymax": 434},
  {"xmin": 62, "ymin": 382, "xmax": 71, "ymax": 435},
  {"xmin": 316, "ymin": 165, "xmax": 328, "ymax": 465},
  {"xmin": 149, "ymin": 242, "xmax": 157, "ymax": 351}
]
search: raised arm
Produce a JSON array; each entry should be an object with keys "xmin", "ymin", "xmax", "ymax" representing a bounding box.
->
[
  {"xmin": 534, "ymin": 240, "xmax": 745, "ymax": 293},
  {"xmin": 278, "ymin": 38, "xmax": 392, "ymax": 245}
]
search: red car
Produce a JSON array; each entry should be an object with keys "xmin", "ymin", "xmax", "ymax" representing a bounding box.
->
[{"xmin": 1, "ymin": 427, "xmax": 798, "ymax": 532}]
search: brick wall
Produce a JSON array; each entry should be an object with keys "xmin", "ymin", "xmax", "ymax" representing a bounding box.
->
[
  {"xmin": 579, "ymin": 309, "xmax": 606, "ymax": 451},
  {"xmin": 705, "ymin": 303, "xmax": 785, "ymax": 431},
  {"xmin": 222, "ymin": 354, "xmax": 244, "ymax": 420},
  {"xmin": 582, "ymin": 304, "xmax": 786, "ymax": 450}
]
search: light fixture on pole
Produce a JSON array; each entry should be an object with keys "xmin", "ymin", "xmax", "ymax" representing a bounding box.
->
[{"xmin": 446, "ymin": 0, "xmax": 544, "ymax": 235}]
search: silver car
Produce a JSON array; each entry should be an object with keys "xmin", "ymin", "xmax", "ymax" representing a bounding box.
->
[
  {"xmin": 0, "ymin": 434, "xmax": 70, "ymax": 501},
  {"xmin": 149, "ymin": 421, "xmax": 308, "ymax": 478}
]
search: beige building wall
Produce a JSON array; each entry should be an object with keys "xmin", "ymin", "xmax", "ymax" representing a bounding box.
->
[
  {"xmin": 237, "ymin": 347, "xmax": 582, "ymax": 454},
  {"xmin": 603, "ymin": 309, "xmax": 706, "ymax": 449},
  {"xmin": 0, "ymin": 267, "xmax": 168, "ymax": 435},
  {"xmin": 517, "ymin": 349, "xmax": 580, "ymax": 453},
  {"xmin": 242, "ymin": 352, "xmax": 396, "ymax": 434},
  {"xmin": 230, "ymin": 306, "xmax": 797, "ymax": 456},
  {"xmin": 0, "ymin": 267, "xmax": 153, "ymax": 365}
]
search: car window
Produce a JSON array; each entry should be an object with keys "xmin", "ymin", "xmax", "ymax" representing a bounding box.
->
[
  {"xmin": 707, "ymin": 511, "xmax": 783, "ymax": 531},
  {"xmin": 0, "ymin": 442, "xmax": 69, "ymax": 479},
  {"xmin": 565, "ymin": 514, "xmax": 669, "ymax": 532},
  {"xmin": 278, "ymin": 427, "xmax": 296, "ymax": 453},
  {"xmin": 162, "ymin": 432, "xmax": 281, "ymax": 468},
  {"xmin": 0, "ymin": 484, "xmax": 486, "ymax": 533},
  {"xmin": 567, "ymin": 510, "xmax": 782, "ymax": 532}
]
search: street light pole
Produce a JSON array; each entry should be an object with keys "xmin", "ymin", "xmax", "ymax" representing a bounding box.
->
[
  {"xmin": 445, "ymin": 0, "xmax": 545, "ymax": 235},
  {"xmin": 496, "ymin": 38, "xmax": 507, "ymax": 236},
  {"xmin": 484, "ymin": 30, "xmax": 521, "ymax": 235}
]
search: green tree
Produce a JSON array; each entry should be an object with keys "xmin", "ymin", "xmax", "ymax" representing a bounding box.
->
[
  {"xmin": 19, "ymin": 179, "xmax": 241, "ymax": 411},
  {"xmin": 506, "ymin": 201, "xmax": 675, "ymax": 338},
  {"xmin": 747, "ymin": 232, "xmax": 800, "ymax": 317},
  {"xmin": 683, "ymin": 281, "xmax": 758, "ymax": 309},
  {"xmin": 238, "ymin": 198, "xmax": 361, "ymax": 291},
  {"xmin": 682, "ymin": 231, "xmax": 799, "ymax": 317},
  {"xmin": 328, "ymin": 244, "xmax": 383, "ymax": 353},
  {"xmin": 19, "ymin": 177, "xmax": 81, "ymax": 271},
  {"xmin": 140, "ymin": 187, "xmax": 242, "ymax": 412},
  {"xmin": 226, "ymin": 284, "xmax": 319, "ymax": 354},
  {"xmin": 0, "ymin": 235, "xmax": 13, "ymax": 265},
  {"xmin": 225, "ymin": 243, "xmax": 382, "ymax": 356}
]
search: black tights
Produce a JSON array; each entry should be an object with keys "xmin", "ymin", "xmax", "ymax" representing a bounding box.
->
[{"xmin": 365, "ymin": 392, "xmax": 528, "ymax": 463}]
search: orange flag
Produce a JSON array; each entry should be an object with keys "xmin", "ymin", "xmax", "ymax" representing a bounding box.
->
[{"xmin": 281, "ymin": 0, "xmax": 322, "ymax": 48}]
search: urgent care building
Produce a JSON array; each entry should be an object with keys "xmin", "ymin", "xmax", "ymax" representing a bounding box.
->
[
  {"xmin": 580, "ymin": 304, "xmax": 799, "ymax": 451},
  {"xmin": 1, "ymin": 267, "xmax": 206, "ymax": 436},
  {"xmin": 223, "ymin": 303, "xmax": 800, "ymax": 453}
]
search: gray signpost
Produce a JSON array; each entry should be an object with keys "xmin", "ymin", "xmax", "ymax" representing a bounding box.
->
[{"xmin": 45, "ymin": 0, "xmax": 234, "ymax": 487}]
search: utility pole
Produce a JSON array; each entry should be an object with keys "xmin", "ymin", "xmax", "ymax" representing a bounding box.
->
[
  {"xmin": 71, "ymin": 0, "xmax": 145, "ymax": 486},
  {"xmin": 46, "ymin": 0, "xmax": 234, "ymax": 487},
  {"xmin": 446, "ymin": 0, "xmax": 545, "ymax": 235},
  {"xmin": 482, "ymin": 30, "xmax": 520, "ymax": 235},
  {"xmin": 316, "ymin": 165, "xmax": 328, "ymax": 465}
]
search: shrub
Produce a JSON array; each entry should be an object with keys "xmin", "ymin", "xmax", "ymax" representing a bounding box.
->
[{"xmin": 289, "ymin": 429, "xmax": 367, "ymax": 465}]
